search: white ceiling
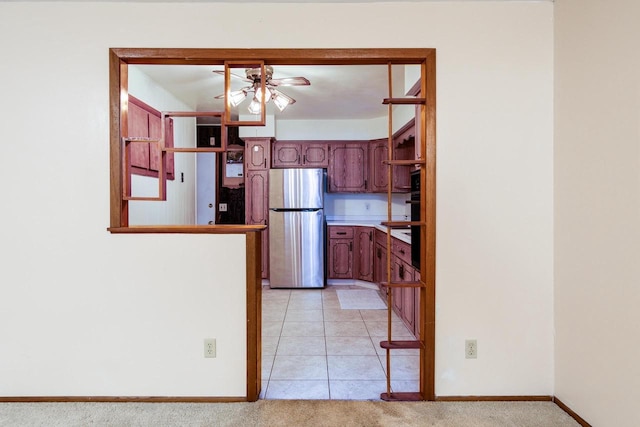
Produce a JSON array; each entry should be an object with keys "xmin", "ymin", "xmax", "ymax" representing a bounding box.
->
[{"xmin": 133, "ymin": 64, "xmax": 412, "ymax": 121}]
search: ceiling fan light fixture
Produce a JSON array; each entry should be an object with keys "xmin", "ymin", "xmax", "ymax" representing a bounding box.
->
[
  {"xmin": 272, "ymin": 95, "xmax": 289, "ymax": 112},
  {"xmin": 228, "ymin": 89, "xmax": 247, "ymax": 107},
  {"xmin": 254, "ymin": 85, "xmax": 272, "ymax": 103},
  {"xmin": 248, "ymin": 97, "xmax": 262, "ymax": 115},
  {"xmin": 214, "ymin": 65, "xmax": 308, "ymax": 113},
  {"xmin": 272, "ymin": 90, "xmax": 295, "ymax": 112}
]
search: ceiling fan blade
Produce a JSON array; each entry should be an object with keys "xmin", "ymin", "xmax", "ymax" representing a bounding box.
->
[
  {"xmin": 269, "ymin": 76, "xmax": 310, "ymax": 87},
  {"xmin": 212, "ymin": 69, "xmax": 252, "ymax": 83}
]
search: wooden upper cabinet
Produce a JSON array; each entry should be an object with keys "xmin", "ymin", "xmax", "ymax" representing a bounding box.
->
[
  {"xmin": 128, "ymin": 101, "xmax": 150, "ymax": 169},
  {"xmin": 369, "ymin": 138, "xmax": 389, "ymax": 193},
  {"xmin": 324, "ymin": 133, "xmax": 413, "ymax": 194},
  {"xmin": 272, "ymin": 141, "xmax": 329, "ymax": 168},
  {"xmin": 164, "ymin": 118, "xmax": 174, "ymax": 177},
  {"xmin": 368, "ymin": 122, "xmax": 415, "ymax": 194},
  {"xmin": 127, "ymin": 96, "xmax": 174, "ymax": 180},
  {"xmin": 148, "ymin": 113, "xmax": 162, "ymax": 172},
  {"xmin": 272, "ymin": 142, "xmax": 300, "ymax": 168},
  {"xmin": 245, "ymin": 138, "xmax": 271, "ymax": 171},
  {"xmin": 393, "ymin": 119, "xmax": 416, "ymax": 192},
  {"xmin": 327, "ymin": 142, "xmax": 368, "ymax": 192},
  {"xmin": 301, "ymin": 143, "xmax": 329, "ymax": 167}
]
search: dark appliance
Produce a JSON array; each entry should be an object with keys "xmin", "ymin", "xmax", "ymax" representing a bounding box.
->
[{"xmin": 410, "ymin": 170, "xmax": 421, "ymax": 269}]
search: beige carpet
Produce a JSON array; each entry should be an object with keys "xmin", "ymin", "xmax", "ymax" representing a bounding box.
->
[{"xmin": 0, "ymin": 400, "xmax": 580, "ymax": 426}]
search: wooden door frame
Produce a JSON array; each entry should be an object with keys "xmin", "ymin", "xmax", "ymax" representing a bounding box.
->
[{"xmin": 109, "ymin": 48, "xmax": 436, "ymax": 401}]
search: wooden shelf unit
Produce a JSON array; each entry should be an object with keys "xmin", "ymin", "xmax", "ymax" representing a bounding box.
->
[
  {"xmin": 380, "ymin": 63, "xmax": 428, "ymax": 402},
  {"xmin": 122, "ymin": 111, "xmax": 229, "ymax": 202}
]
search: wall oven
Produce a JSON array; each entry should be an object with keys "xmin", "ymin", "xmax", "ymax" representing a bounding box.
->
[{"xmin": 410, "ymin": 170, "xmax": 421, "ymax": 269}]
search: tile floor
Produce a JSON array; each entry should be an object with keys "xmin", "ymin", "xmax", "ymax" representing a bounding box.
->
[{"xmin": 261, "ymin": 284, "xmax": 420, "ymax": 400}]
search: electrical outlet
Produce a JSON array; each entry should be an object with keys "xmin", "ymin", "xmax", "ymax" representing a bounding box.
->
[
  {"xmin": 219, "ymin": 203, "xmax": 228, "ymax": 212},
  {"xmin": 204, "ymin": 338, "xmax": 216, "ymax": 358},
  {"xmin": 465, "ymin": 339, "xmax": 477, "ymax": 359}
]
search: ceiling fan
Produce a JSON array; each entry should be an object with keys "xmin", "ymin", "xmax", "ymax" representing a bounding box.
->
[{"xmin": 214, "ymin": 65, "xmax": 310, "ymax": 113}]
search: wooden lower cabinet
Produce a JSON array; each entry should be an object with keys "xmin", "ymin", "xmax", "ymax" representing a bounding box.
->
[
  {"xmin": 373, "ymin": 230, "xmax": 420, "ymax": 338},
  {"xmin": 414, "ymin": 270, "xmax": 421, "ymax": 338},
  {"xmin": 328, "ymin": 225, "xmax": 374, "ymax": 281},
  {"xmin": 374, "ymin": 241, "xmax": 387, "ymax": 287},
  {"xmin": 354, "ymin": 227, "xmax": 374, "ymax": 282},
  {"xmin": 329, "ymin": 224, "xmax": 420, "ymax": 338},
  {"xmin": 327, "ymin": 226, "xmax": 354, "ymax": 279},
  {"xmin": 400, "ymin": 264, "xmax": 416, "ymax": 335},
  {"xmin": 390, "ymin": 257, "xmax": 418, "ymax": 336}
]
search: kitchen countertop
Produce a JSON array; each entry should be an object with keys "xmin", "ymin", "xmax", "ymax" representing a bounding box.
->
[{"xmin": 326, "ymin": 216, "xmax": 411, "ymax": 244}]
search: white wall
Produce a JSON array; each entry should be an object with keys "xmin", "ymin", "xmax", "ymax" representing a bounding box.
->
[
  {"xmin": 554, "ymin": 0, "xmax": 640, "ymax": 425},
  {"xmin": 0, "ymin": 1, "xmax": 554, "ymax": 397},
  {"xmin": 325, "ymin": 193, "xmax": 410, "ymax": 220},
  {"xmin": 277, "ymin": 117, "xmax": 388, "ymax": 140}
]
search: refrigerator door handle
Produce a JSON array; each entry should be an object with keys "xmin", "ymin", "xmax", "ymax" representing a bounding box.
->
[{"xmin": 270, "ymin": 208, "xmax": 320, "ymax": 213}]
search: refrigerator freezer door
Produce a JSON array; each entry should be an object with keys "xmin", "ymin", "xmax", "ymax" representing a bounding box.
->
[
  {"xmin": 269, "ymin": 209, "xmax": 325, "ymax": 288},
  {"xmin": 269, "ymin": 168, "xmax": 324, "ymax": 210}
]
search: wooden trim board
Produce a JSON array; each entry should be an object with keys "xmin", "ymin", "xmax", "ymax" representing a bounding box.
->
[
  {"xmin": 108, "ymin": 47, "xmax": 436, "ymax": 402},
  {"xmin": 553, "ymin": 397, "xmax": 593, "ymax": 427}
]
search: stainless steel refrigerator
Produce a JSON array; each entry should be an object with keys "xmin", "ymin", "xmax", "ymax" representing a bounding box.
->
[{"xmin": 268, "ymin": 168, "xmax": 325, "ymax": 289}]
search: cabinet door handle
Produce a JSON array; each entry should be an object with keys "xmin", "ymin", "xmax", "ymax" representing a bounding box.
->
[
  {"xmin": 399, "ymin": 264, "xmax": 405, "ymax": 280},
  {"xmin": 263, "ymin": 159, "xmax": 266, "ymax": 169},
  {"xmin": 303, "ymin": 154, "xmax": 307, "ymax": 164},
  {"xmin": 349, "ymin": 242, "xmax": 353, "ymax": 251},
  {"xmin": 336, "ymin": 231, "xmax": 347, "ymax": 235},
  {"xmin": 399, "ymin": 249, "xmax": 405, "ymax": 255}
]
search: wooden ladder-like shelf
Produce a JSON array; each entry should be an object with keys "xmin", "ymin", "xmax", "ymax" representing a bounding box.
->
[{"xmin": 379, "ymin": 65, "xmax": 427, "ymax": 402}]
